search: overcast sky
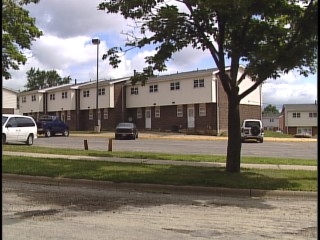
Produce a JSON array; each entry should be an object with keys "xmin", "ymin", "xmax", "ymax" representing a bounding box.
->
[{"xmin": 3, "ymin": 0, "xmax": 317, "ymax": 110}]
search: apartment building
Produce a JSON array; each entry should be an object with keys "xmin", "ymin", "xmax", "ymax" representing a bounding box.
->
[{"xmin": 17, "ymin": 67, "xmax": 262, "ymax": 135}]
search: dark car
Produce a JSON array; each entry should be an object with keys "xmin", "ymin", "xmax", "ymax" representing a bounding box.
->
[
  {"xmin": 36, "ymin": 115, "xmax": 69, "ymax": 137},
  {"xmin": 115, "ymin": 122, "xmax": 138, "ymax": 140}
]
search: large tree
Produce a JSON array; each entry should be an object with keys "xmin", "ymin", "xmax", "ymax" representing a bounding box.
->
[
  {"xmin": 25, "ymin": 67, "xmax": 72, "ymax": 91},
  {"xmin": 98, "ymin": 0, "xmax": 318, "ymax": 172},
  {"xmin": 2, "ymin": 0, "xmax": 43, "ymax": 80}
]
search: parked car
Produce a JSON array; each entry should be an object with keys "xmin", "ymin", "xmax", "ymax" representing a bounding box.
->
[
  {"xmin": 2, "ymin": 114, "xmax": 38, "ymax": 145},
  {"xmin": 241, "ymin": 119, "xmax": 264, "ymax": 143},
  {"xmin": 115, "ymin": 122, "xmax": 138, "ymax": 140},
  {"xmin": 36, "ymin": 115, "xmax": 69, "ymax": 137}
]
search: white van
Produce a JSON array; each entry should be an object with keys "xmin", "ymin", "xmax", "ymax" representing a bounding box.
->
[{"xmin": 2, "ymin": 114, "xmax": 38, "ymax": 145}]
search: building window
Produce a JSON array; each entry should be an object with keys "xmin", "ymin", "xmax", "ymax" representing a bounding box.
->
[
  {"xmin": 31, "ymin": 95, "xmax": 36, "ymax": 102},
  {"xmin": 22, "ymin": 96, "xmax": 26, "ymax": 103},
  {"xmin": 292, "ymin": 112, "xmax": 300, "ymax": 118},
  {"xmin": 131, "ymin": 87, "xmax": 139, "ymax": 95},
  {"xmin": 309, "ymin": 112, "xmax": 317, "ymax": 118},
  {"xmin": 269, "ymin": 118, "xmax": 274, "ymax": 122},
  {"xmin": 83, "ymin": 90, "xmax": 90, "ymax": 98},
  {"xmin": 103, "ymin": 108, "xmax": 108, "ymax": 119},
  {"xmin": 62, "ymin": 91, "xmax": 68, "ymax": 99},
  {"xmin": 177, "ymin": 105, "xmax": 183, "ymax": 117},
  {"xmin": 155, "ymin": 106, "xmax": 160, "ymax": 118},
  {"xmin": 67, "ymin": 111, "xmax": 71, "ymax": 120},
  {"xmin": 50, "ymin": 93, "xmax": 55, "ymax": 100},
  {"xmin": 89, "ymin": 109, "xmax": 93, "ymax": 120},
  {"xmin": 170, "ymin": 82, "xmax": 180, "ymax": 90},
  {"xmin": 199, "ymin": 103, "xmax": 206, "ymax": 116},
  {"xmin": 194, "ymin": 79, "xmax": 204, "ymax": 88},
  {"xmin": 98, "ymin": 88, "xmax": 105, "ymax": 96},
  {"xmin": 149, "ymin": 85, "xmax": 158, "ymax": 93},
  {"xmin": 137, "ymin": 108, "xmax": 142, "ymax": 119}
]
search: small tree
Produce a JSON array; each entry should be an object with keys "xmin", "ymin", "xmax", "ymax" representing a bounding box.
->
[
  {"xmin": 25, "ymin": 67, "xmax": 72, "ymax": 91},
  {"xmin": 2, "ymin": 0, "xmax": 43, "ymax": 80},
  {"xmin": 263, "ymin": 104, "xmax": 280, "ymax": 114},
  {"xmin": 98, "ymin": 0, "xmax": 318, "ymax": 172}
]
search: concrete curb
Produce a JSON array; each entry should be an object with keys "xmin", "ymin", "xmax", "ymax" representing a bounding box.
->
[
  {"xmin": 70, "ymin": 133, "xmax": 317, "ymax": 142},
  {"xmin": 2, "ymin": 173, "xmax": 317, "ymax": 199}
]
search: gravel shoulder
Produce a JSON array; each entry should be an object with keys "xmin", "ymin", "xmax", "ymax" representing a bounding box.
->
[{"xmin": 2, "ymin": 174, "xmax": 318, "ymax": 240}]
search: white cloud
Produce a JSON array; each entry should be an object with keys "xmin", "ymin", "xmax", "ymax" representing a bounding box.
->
[{"xmin": 3, "ymin": 0, "xmax": 317, "ymax": 108}]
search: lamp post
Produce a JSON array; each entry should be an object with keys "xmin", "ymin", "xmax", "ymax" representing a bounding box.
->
[{"xmin": 92, "ymin": 37, "xmax": 100, "ymax": 132}]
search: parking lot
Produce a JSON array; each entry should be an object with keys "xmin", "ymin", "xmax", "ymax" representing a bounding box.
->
[{"xmin": 32, "ymin": 133, "xmax": 318, "ymax": 160}]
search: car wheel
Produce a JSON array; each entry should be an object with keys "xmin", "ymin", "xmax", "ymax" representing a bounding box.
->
[
  {"xmin": 26, "ymin": 134, "xmax": 34, "ymax": 145},
  {"xmin": 132, "ymin": 134, "xmax": 136, "ymax": 140},
  {"xmin": 45, "ymin": 129, "xmax": 51, "ymax": 137},
  {"xmin": 63, "ymin": 129, "xmax": 69, "ymax": 137},
  {"xmin": 2, "ymin": 134, "xmax": 6, "ymax": 145},
  {"xmin": 260, "ymin": 138, "xmax": 264, "ymax": 143},
  {"xmin": 251, "ymin": 126, "xmax": 260, "ymax": 136}
]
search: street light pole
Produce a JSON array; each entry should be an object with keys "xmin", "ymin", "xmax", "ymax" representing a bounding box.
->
[{"xmin": 92, "ymin": 37, "xmax": 100, "ymax": 132}]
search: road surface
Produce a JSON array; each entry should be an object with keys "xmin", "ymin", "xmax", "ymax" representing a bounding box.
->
[{"xmin": 2, "ymin": 174, "xmax": 317, "ymax": 240}]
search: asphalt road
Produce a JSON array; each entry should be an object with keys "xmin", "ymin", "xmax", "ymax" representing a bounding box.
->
[
  {"xmin": 2, "ymin": 175, "xmax": 317, "ymax": 240},
  {"xmin": 32, "ymin": 135, "xmax": 318, "ymax": 160}
]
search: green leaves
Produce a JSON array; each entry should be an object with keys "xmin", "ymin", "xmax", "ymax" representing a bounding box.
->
[
  {"xmin": 98, "ymin": 0, "xmax": 317, "ymax": 86},
  {"xmin": 24, "ymin": 68, "xmax": 72, "ymax": 91},
  {"xmin": 2, "ymin": 0, "xmax": 43, "ymax": 79}
]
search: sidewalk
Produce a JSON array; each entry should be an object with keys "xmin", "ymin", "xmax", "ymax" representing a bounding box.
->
[{"xmin": 2, "ymin": 151, "xmax": 317, "ymax": 171}]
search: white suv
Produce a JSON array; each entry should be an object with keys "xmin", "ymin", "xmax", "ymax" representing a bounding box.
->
[
  {"xmin": 2, "ymin": 114, "xmax": 38, "ymax": 145},
  {"xmin": 241, "ymin": 119, "xmax": 264, "ymax": 143}
]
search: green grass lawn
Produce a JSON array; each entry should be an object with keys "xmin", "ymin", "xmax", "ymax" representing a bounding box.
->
[
  {"xmin": 2, "ymin": 145, "xmax": 317, "ymax": 166},
  {"xmin": 2, "ymin": 145, "xmax": 317, "ymax": 192}
]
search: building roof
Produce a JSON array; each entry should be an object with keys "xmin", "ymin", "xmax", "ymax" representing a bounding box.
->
[
  {"xmin": 282, "ymin": 103, "xmax": 318, "ymax": 112},
  {"xmin": 262, "ymin": 113, "xmax": 280, "ymax": 118},
  {"xmin": 2, "ymin": 86, "xmax": 19, "ymax": 94}
]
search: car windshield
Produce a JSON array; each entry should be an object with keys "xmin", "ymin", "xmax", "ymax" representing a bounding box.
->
[
  {"xmin": 117, "ymin": 123, "xmax": 134, "ymax": 128},
  {"xmin": 244, "ymin": 121, "xmax": 261, "ymax": 128},
  {"xmin": 2, "ymin": 116, "xmax": 8, "ymax": 126},
  {"xmin": 38, "ymin": 115, "xmax": 57, "ymax": 121}
]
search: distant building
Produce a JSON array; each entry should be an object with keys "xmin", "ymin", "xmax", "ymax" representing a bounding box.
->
[
  {"xmin": 2, "ymin": 87, "xmax": 20, "ymax": 114},
  {"xmin": 262, "ymin": 113, "xmax": 280, "ymax": 131},
  {"xmin": 279, "ymin": 103, "xmax": 318, "ymax": 136}
]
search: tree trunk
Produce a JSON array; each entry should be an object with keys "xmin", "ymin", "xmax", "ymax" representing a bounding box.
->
[{"xmin": 226, "ymin": 96, "xmax": 242, "ymax": 173}]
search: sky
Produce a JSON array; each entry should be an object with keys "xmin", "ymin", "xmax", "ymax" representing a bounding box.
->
[{"xmin": 2, "ymin": 0, "xmax": 317, "ymax": 111}]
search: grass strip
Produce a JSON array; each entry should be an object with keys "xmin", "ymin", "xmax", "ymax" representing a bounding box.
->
[
  {"xmin": 3, "ymin": 145, "xmax": 317, "ymax": 166},
  {"xmin": 2, "ymin": 155, "xmax": 317, "ymax": 191}
]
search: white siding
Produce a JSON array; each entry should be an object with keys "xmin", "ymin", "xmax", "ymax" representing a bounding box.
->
[
  {"xmin": 109, "ymin": 85, "xmax": 115, "ymax": 108},
  {"xmin": 239, "ymin": 76, "xmax": 261, "ymax": 106},
  {"xmin": 47, "ymin": 90, "xmax": 74, "ymax": 111},
  {"xmin": 80, "ymin": 87, "xmax": 96, "ymax": 110},
  {"xmin": 286, "ymin": 111, "xmax": 317, "ymax": 127},
  {"xmin": 79, "ymin": 85, "xmax": 113, "ymax": 110},
  {"xmin": 262, "ymin": 116, "xmax": 280, "ymax": 129},
  {"xmin": 2, "ymin": 89, "xmax": 17, "ymax": 108},
  {"xmin": 126, "ymin": 74, "xmax": 216, "ymax": 108},
  {"xmin": 19, "ymin": 93, "xmax": 44, "ymax": 114}
]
